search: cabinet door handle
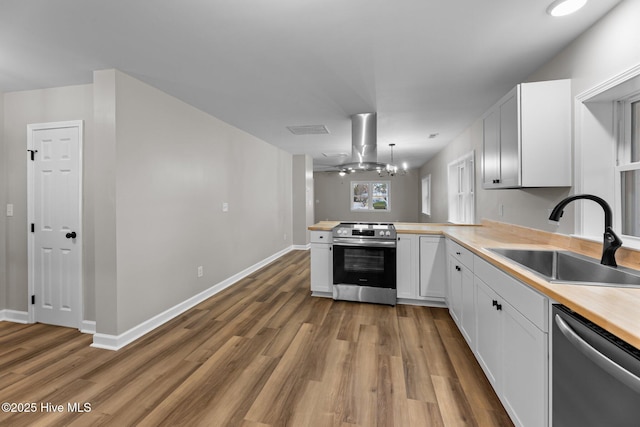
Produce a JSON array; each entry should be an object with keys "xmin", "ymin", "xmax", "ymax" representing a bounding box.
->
[
  {"xmin": 493, "ymin": 179, "xmax": 501, "ymax": 184},
  {"xmin": 496, "ymin": 303, "xmax": 502, "ymax": 311},
  {"xmin": 456, "ymin": 251, "xmax": 461, "ymax": 255},
  {"xmin": 492, "ymin": 299, "xmax": 498, "ymax": 307},
  {"xmin": 455, "ymin": 265, "xmax": 461, "ymax": 271}
]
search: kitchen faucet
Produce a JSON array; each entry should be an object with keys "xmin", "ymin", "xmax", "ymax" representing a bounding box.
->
[{"xmin": 548, "ymin": 194, "xmax": 622, "ymax": 267}]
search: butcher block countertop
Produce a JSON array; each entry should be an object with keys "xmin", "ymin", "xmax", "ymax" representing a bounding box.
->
[{"xmin": 309, "ymin": 220, "xmax": 640, "ymax": 349}]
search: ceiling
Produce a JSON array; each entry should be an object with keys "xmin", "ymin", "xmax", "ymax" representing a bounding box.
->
[{"xmin": 0, "ymin": 0, "xmax": 623, "ymax": 171}]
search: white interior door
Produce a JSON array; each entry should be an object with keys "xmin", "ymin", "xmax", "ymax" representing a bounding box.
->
[{"xmin": 28, "ymin": 121, "xmax": 83, "ymax": 329}]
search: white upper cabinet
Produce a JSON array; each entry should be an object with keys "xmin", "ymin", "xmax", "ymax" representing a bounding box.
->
[{"xmin": 482, "ymin": 79, "xmax": 572, "ymax": 189}]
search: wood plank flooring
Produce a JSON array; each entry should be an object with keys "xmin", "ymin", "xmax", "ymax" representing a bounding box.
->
[{"xmin": 0, "ymin": 250, "xmax": 513, "ymax": 426}]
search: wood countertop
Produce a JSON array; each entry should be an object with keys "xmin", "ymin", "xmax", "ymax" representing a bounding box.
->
[{"xmin": 309, "ymin": 220, "xmax": 640, "ymax": 348}]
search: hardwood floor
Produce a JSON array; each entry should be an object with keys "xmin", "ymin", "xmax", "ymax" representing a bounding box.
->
[{"xmin": 0, "ymin": 250, "xmax": 513, "ymax": 426}]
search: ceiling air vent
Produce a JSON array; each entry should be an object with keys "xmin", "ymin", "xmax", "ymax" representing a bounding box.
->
[
  {"xmin": 322, "ymin": 152, "xmax": 350, "ymax": 158},
  {"xmin": 286, "ymin": 124, "xmax": 329, "ymax": 135}
]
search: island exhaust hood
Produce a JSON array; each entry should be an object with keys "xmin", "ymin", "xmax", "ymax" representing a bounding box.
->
[
  {"xmin": 337, "ymin": 113, "xmax": 407, "ymax": 176},
  {"xmin": 338, "ymin": 113, "xmax": 388, "ymax": 173}
]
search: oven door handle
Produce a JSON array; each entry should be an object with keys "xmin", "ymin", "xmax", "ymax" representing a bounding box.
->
[
  {"xmin": 332, "ymin": 239, "xmax": 397, "ymax": 248},
  {"xmin": 554, "ymin": 314, "xmax": 640, "ymax": 394}
]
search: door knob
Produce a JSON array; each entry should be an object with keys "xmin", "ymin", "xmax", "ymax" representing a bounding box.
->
[{"xmin": 65, "ymin": 231, "xmax": 77, "ymax": 239}]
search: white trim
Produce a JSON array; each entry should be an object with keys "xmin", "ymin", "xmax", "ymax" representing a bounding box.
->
[
  {"xmin": 396, "ymin": 298, "xmax": 447, "ymax": 308},
  {"xmin": 27, "ymin": 120, "xmax": 84, "ymax": 329},
  {"xmin": 576, "ymin": 62, "xmax": 640, "ymax": 238},
  {"xmin": 0, "ymin": 310, "xmax": 30, "ymax": 324},
  {"xmin": 80, "ymin": 320, "xmax": 96, "ymax": 334},
  {"xmin": 447, "ymin": 151, "xmax": 475, "ymax": 224},
  {"xmin": 350, "ymin": 180, "xmax": 391, "ymax": 212},
  {"xmin": 292, "ymin": 244, "xmax": 311, "ymax": 250},
  {"xmin": 91, "ymin": 245, "xmax": 295, "ymax": 351},
  {"xmin": 421, "ymin": 174, "xmax": 431, "ymax": 216},
  {"xmin": 576, "ymin": 63, "xmax": 640, "ymax": 102}
]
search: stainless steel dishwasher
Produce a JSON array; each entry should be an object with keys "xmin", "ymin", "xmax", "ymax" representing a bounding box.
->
[{"xmin": 552, "ymin": 304, "xmax": 640, "ymax": 426}]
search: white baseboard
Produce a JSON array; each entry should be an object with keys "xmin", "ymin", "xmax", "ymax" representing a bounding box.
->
[
  {"xmin": 292, "ymin": 243, "xmax": 311, "ymax": 250},
  {"xmin": 80, "ymin": 320, "xmax": 96, "ymax": 334},
  {"xmin": 0, "ymin": 309, "xmax": 97, "ymax": 332},
  {"xmin": 396, "ymin": 298, "xmax": 447, "ymax": 308},
  {"xmin": 92, "ymin": 245, "xmax": 295, "ymax": 351},
  {"xmin": 0, "ymin": 309, "xmax": 29, "ymax": 323}
]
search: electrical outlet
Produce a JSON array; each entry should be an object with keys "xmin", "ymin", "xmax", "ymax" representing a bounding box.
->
[
  {"xmin": 222, "ymin": 202, "xmax": 229, "ymax": 212},
  {"xmin": 6, "ymin": 204, "xmax": 13, "ymax": 217},
  {"xmin": 197, "ymin": 266, "xmax": 204, "ymax": 278}
]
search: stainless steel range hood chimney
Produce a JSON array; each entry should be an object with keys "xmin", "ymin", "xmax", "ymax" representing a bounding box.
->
[
  {"xmin": 338, "ymin": 113, "xmax": 387, "ymax": 172},
  {"xmin": 351, "ymin": 112, "xmax": 377, "ymax": 164}
]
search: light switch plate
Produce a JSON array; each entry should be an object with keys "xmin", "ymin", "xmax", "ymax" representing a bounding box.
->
[{"xmin": 222, "ymin": 202, "xmax": 229, "ymax": 212}]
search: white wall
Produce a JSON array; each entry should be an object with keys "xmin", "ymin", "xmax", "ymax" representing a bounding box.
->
[
  {"xmin": 292, "ymin": 154, "xmax": 314, "ymax": 246},
  {"xmin": 314, "ymin": 169, "xmax": 420, "ymax": 223},
  {"xmin": 93, "ymin": 70, "xmax": 293, "ymax": 335},
  {"xmin": 421, "ymin": 0, "xmax": 640, "ymax": 235},
  {"xmin": 2, "ymin": 85, "xmax": 95, "ymax": 317},
  {"xmin": 527, "ymin": 0, "xmax": 640, "ymax": 239}
]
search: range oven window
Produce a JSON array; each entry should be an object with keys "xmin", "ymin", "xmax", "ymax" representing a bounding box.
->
[
  {"xmin": 333, "ymin": 244, "xmax": 396, "ymax": 289},
  {"xmin": 343, "ymin": 248, "xmax": 385, "ymax": 273}
]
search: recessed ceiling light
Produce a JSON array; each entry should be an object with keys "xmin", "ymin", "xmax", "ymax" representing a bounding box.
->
[{"xmin": 546, "ymin": 0, "xmax": 588, "ymax": 17}]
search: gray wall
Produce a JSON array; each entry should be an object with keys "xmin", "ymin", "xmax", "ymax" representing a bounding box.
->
[
  {"xmin": 292, "ymin": 155, "xmax": 314, "ymax": 246},
  {"xmin": 1, "ymin": 70, "xmax": 293, "ymax": 335},
  {"xmin": 2, "ymin": 84, "xmax": 96, "ymax": 316},
  {"xmin": 314, "ymin": 169, "xmax": 420, "ymax": 222},
  {"xmin": 93, "ymin": 70, "xmax": 293, "ymax": 334},
  {"xmin": 420, "ymin": 0, "xmax": 640, "ymax": 235},
  {"xmin": 0, "ymin": 90, "xmax": 5, "ymax": 311}
]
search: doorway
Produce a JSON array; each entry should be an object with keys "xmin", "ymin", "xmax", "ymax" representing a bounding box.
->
[{"xmin": 27, "ymin": 121, "xmax": 83, "ymax": 328}]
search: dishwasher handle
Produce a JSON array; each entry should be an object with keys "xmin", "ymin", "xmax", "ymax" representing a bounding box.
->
[{"xmin": 554, "ymin": 314, "xmax": 640, "ymax": 394}]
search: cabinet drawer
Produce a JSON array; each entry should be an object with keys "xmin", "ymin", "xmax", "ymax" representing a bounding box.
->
[
  {"xmin": 474, "ymin": 256, "xmax": 548, "ymax": 332},
  {"xmin": 446, "ymin": 239, "xmax": 474, "ymax": 270},
  {"xmin": 310, "ymin": 231, "xmax": 333, "ymax": 243}
]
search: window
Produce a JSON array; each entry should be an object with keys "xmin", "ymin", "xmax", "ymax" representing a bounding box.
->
[
  {"xmin": 618, "ymin": 97, "xmax": 640, "ymax": 237},
  {"xmin": 351, "ymin": 181, "xmax": 390, "ymax": 212},
  {"xmin": 447, "ymin": 152, "xmax": 475, "ymax": 224},
  {"xmin": 422, "ymin": 175, "xmax": 431, "ymax": 215}
]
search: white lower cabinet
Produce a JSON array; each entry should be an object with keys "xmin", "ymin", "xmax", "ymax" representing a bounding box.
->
[
  {"xmin": 397, "ymin": 234, "xmax": 446, "ymax": 304},
  {"xmin": 310, "ymin": 231, "xmax": 333, "ymax": 296},
  {"xmin": 459, "ymin": 264, "xmax": 476, "ymax": 348},
  {"xmin": 501, "ymin": 299, "xmax": 547, "ymax": 427},
  {"xmin": 447, "ymin": 255, "xmax": 463, "ymax": 325},
  {"xmin": 419, "ymin": 236, "xmax": 446, "ymax": 299},
  {"xmin": 474, "ymin": 259, "xmax": 548, "ymax": 427},
  {"xmin": 396, "ymin": 234, "xmax": 418, "ymax": 300},
  {"xmin": 446, "ymin": 239, "xmax": 475, "ymax": 344}
]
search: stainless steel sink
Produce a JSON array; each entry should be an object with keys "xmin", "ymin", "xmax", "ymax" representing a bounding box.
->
[{"xmin": 487, "ymin": 248, "xmax": 640, "ymax": 288}]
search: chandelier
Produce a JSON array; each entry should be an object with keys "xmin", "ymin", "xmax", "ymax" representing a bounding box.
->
[{"xmin": 378, "ymin": 143, "xmax": 407, "ymax": 176}]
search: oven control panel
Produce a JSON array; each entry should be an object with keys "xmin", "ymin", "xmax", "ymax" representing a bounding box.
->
[{"xmin": 332, "ymin": 222, "xmax": 396, "ymax": 240}]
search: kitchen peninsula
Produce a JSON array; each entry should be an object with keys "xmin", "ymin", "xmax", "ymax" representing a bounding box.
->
[
  {"xmin": 310, "ymin": 219, "xmax": 640, "ymax": 348},
  {"xmin": 310, "ymin": 219, "xmax": 640, "ymax": 426}
]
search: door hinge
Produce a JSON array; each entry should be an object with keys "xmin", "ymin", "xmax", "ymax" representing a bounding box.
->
[
  {"xmin": 31, "ymin": 295, "xmax": 35, "ymax": 305},
  {"xmin": 31, "ymin": 223, "xmax": 35, "ymax": 233},
  {"xmin": 27, "ymin": 149, "xmax": 38, "ymax": 161}
]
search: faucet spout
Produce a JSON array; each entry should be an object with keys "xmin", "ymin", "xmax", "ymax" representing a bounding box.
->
[{"xmin": 548, "ymin": 194, "xmax": 622, "ymax": 267}]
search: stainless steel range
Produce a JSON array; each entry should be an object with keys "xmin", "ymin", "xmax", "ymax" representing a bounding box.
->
[{"xmin": 332, "ymin": 222, "xmax": 397, "ymax": 305}]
